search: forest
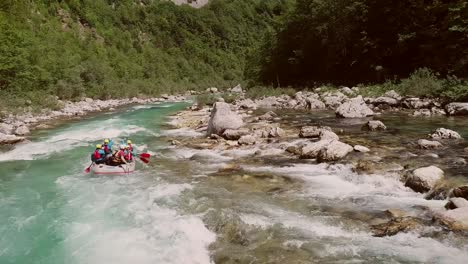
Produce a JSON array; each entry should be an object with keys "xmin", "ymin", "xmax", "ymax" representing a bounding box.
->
[{"xmin": 1, "ymin": 0, "xmax": 467, "ymax": 112}]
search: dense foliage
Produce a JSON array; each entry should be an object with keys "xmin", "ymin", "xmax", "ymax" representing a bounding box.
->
[
  {"xmin": 248, "ymin": 0, "xmax": 468, "ymax": 100},
  {"xmin": 0, "ymin": 0, "xmax": 292, "ymax": 111}
]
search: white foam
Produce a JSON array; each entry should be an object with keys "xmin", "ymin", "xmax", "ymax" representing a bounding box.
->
[
  {"xmin": 161, "ymin": 128, "xmax": 203, "ymax": 137},
  {"xmin": 58, "ymin": 175, "xmax": 215, "ymax": 264}
]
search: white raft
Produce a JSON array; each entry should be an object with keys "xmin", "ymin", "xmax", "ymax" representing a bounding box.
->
[{"xmin": 91, "ymin": 162, "xmax": 136, "ymax": 175}]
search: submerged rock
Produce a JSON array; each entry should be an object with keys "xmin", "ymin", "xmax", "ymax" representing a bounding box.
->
[
  {"xmin": 371, "ymin": 217, "xmax": 423, "ymax": 237},
  {"xmin": 336, "ymin": 96, "xmax": 374, "ymax": 118},
  {"xmin": 445, "ymin": 102, "xmax": 468, "ymax": 116},
  {"xmin": 417, "ymin": 139, "xmax": 443, "ymax": 149},
  {"xmin": 445, "ymin": 198, "xmax": 468, "ymax": 210},
  {"xmin": 364, "ymin": 120, "xmax": 387, "ymax": 131},
  {"xmin": 430, "ymin": 128, "xmax": 462, "ymax": 140},
  {"xmin": 207, "ymin": 102, "xmax": 243, "ymax": 136},
  {"xmin": 405, "ymin": 166, "xmax": 444, "ymax": 193}
]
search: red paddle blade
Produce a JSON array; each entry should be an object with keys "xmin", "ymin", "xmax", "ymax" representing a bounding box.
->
[
  {"xmin": 139, "ymin": 153, "xmax": 151, "ymax": 159},
  {"xmin": 139, "ymin": 157, "xmax": 150, "ymax": 164},
  {"xmin": 85, "ymin": 167, "xmax": 91, "ymax": 173}
]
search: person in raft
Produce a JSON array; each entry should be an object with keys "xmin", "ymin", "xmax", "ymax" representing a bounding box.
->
[
  {"xmin": 102, "ymin": 138, "xmax": 114, "ymax": 155},
  {"xmin": 108, "ymin": 145, "xmax": 128, "ymax": 166},
  {"xmin": 91, "ymin": 144, "xmax": 106, "ymax": 164}
]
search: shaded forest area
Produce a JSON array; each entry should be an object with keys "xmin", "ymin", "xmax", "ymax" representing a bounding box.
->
[{"xmin": 247, "ymin": 0, "xmax": 468, "ymax": 100}]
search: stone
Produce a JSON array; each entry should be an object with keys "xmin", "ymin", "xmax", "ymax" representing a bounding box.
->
[
  {"xmin": 385, "ymin": 209, "xmax": 407, "ymax": 218},
  {"xmin": 354, "ymin": 145, "xmax": 370, "ymax": 152},
  {"xmin": 373, "ymin": 96, "xmax": 399, "ymax": 106},
  {"xmin": 412, "ymin": 109, "xmax": 431, "ymax": 117},
  {"xmin": 84, "ymin": 97, "xmax": 93, "ymax": 103},
  {"xmin": 217, "ymin": 97, "xmax": 225, "ymax": 102},
  {"xmin": 465, "ymin": 147, "xmax": 468, "ymax": 153},
  {"xmin": 445, "ymin": 198, "xmax": 468, "ymax": 210},
  {"xmin": 445, "ymin": 102, "xmax": 468, "ymax": 116},
  {"xmin": 238, "ymin": 135, "xmax": 256, "ymax": 145},
  {"xmin": 340, "ymin": 87, "xmax": 354, "ymax": 95},
  {"xmin": 371, "ymin": 217, "xmax": 422, "ymax": 237},
  {"xmin": 453, "ymin": 157, "xmax": 466, "ymax": 165},
  {"xmin": 300, "ymin": 140, "xmax": 333, "ymax": 159},
  {"xmin": 417, "ymin": 139, "xmax": 443, "ymax": 149},
  {"xmin": 222, "ymin": 128, "xmax": 250, "ymax": 140},
  {"xmin": 14, "ymin": 125, "xmax": 30, "ymax": 136},
  {"xmin": 231, "ymin": 84, "xmax": 243, "ymax": 93},
  {"xmin": 317, "ymin": 140, "xmax": 353, "ymax": 162},
  {"xmin": 207, "ymin": 87, "xmax": 218, "ymax": 93},
  {"xmin": 430, "ymin": 128, "xmax": 462, "ymax": 140},
  {"xmin": 253, "ymin": 125, "xmax": 285, "ymax": 138},
  {"xmin": 0, "ymin": 123, "xmax": 14, "ymax": 134},
  {"xmin": 306, "ymin": 97, "xmax": 326, "ymax": 109},
  {"xmin": 365, "ymin": 120, "xmax": 387, "ymax": 131},
  {"xmin": 257, "ymin": 111, "xmax": 277, "ymax": 121},
  {"xmin": 299, "ymin": 126, "xmax": 332, "ymax": 138},
  {"xmin": 402, "ymin": 98, "xmax": 434, "ymax": 109},
  {"xmin": 451, "ymin": 185, "xmax": 468, "ymax": 200},
  {"xmin": 207, "ymin": 102, "xmax": 243, "ymax": 136},
  {"xmin": 322, "ymin": 91, "xmax": 347, "ymax": 108},
  {"xmin": 336, "ymin": 96, "xmax": 374, "ymax": 118},
  {"xmin": 0, "ymin": 133, "xmax": 25, "ymax": 144},
  {"xmin": 405, "ymin": 166, "xmax": 444, "ymax": 193},
  {"xmin": 433, "ymin": 207, "xmax": 468, "ymax": 231},
  {"xmin": 319, "ymin": 130, "xmax": 339, "ymax": 141},
  {"xmin": 286, "ymin": 146, "xmax": 302, "ymax": 155},
  {"xmin": 383, "ymin": 90, "xmax": 402, "ymax": 100},
  {"xmin": 236, "ymin": 99, "xmax": 257, "ymax": 110}
]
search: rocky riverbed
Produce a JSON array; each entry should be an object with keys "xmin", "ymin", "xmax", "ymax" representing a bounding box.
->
[
  {"xmin": 162, "ymin": 86, "xmax": 468, "ymax": 257},
  {"xmin": 0, "ymin": 94, "xmax": 188, "ymax": 145}
]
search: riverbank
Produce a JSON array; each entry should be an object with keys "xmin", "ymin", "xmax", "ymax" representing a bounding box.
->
[
  {"xmin": 163, "ymin": 87, "xmax": 468, "ymax": 246},
  {"xmin": 0, "ymin": 94, "xmax": 189, "ymax": 145}
]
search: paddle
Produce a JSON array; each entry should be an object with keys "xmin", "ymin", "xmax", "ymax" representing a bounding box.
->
[
  {"xmin": 139, "ymin": 153, "xmax": 151, "ymax": 159},
  {"xmin": 139, "ymin": 157, "xmax": 150, "ymax": 164},
  {"xmin": 84, "ymin": 163, "xmax": 93, "ymax": 173}
]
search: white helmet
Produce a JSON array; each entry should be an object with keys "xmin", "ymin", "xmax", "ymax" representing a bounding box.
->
[{"xmin": 119, "ymin": 144, "xmax": 126, "ymax": 149}]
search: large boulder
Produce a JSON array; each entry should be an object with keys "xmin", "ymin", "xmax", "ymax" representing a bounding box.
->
[
  {"xmin": 236, "ymin": 98, "xmax": 257, "ymax": 110},
  {"xmin": 300, "ymin": 140, "xmax": 333, "ymax": 159},
  {"xmin": 417, "ymin": 139, "xmax": 443, "ymax": 149},
  {"xmin": 336, "ymin": 96, "xmax": 374, "ymax": 118},
  {"xmin": 207, "ymin": 102, "xmax": 243, "ymax": 136},
  {"xmin": 319, "ymin": 130, "xmax": 339, "ymax": 141},
  {"xmin": 445, "ymin": 102, "xmax": 468, "ymax": 116},
  {"xmin": 322, "ymin": 91, "xmax": 347, "ymax": 108},
  {"xmin": 317, "ymin": 140, "xmax": 353, "ymax": 162},
  {"xmin": 14, "ymin": 125, "xmax": 30, "ymax": 136},
  {"xmin": 0, "ymin": 133, "xmax": 25, "ymax": 144},
  {"xmin": 306, "ymin": 97, "xmax": 326, "ymax": 109},
  {"xmin": 299, "ymin": 126, "xmax": 332, "ymax": 138},
  {"xmin": 364, "ymin": 120, "xmax": 387, "ymax": 131},
  {"xmin": 405, "ymin": 166, "xmax": 444, "ymax": 193},
  {"xmin": 430, "ymin": 128, "xmax": 462, "ymax": 140},
  {"xmin": 0, "ymin": 123, "xmax": 14, "ymax": 134},
  {"xmin": 373, "ymin": 96, "xmax": 399, "ymax": 107}
]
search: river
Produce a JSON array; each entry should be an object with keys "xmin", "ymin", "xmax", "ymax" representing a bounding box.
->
[{"xmin": 1, "ymin": 102, "xmax": 467, "ymax": 264}]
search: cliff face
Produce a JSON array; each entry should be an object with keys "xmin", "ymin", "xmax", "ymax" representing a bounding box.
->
[{"xmin": 171, "ymin": 0, "xmax": 209, "ymax": 8}]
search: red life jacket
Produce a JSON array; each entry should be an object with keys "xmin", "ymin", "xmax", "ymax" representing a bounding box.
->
[
  {"xmin": 125, "ymin": 151, "xmax": 133, "ymax": 161},
  {"xmin": 94, "ymin": 149, "xmax": 101, "ymax": 159},
  {"xmin": 117, "ymin": 149, "xmax": 125, "ymax": 158},
  {"xmin": 128, "ymin": 144, "xmax": 133, "ymax": 151},
  {"xmin": 103, "ymin": 144, "xmax": 109, "ymax": 153}
]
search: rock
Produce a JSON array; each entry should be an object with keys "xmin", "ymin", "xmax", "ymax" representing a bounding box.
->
[
  {"xmin": 405, "ymin": 166, "xmax": 444, "ymax": 193},
  {"xmin": 445, "ymin": 198, "xmax": 468, "ymax": 210},
  {"xmin": 207, "ymin": 102, "xmax": 243, "ymax": 136},
  {"xmin": 340, "ymin": 87, "xmax": 354, "ymax": 95},
  {"xmin": 238, "ymin": 135, "xmax": 256, "ymax": 145},
  {"xmin": 336, "ymin": 96, "xmax": 374, "ymax": 118},
  {"xmin": 354, "ymin": 145, "xmax": 370, "ymax": 152},
  {"xmin": 84, "ymin": 97, "xmax": 93, "ymax": 103},
  {"xmin": 371, "ymin": 217, "xmax": 422, "ymax": 237},
  {"xmin": 412, "ymin": 109, "xmax": 431, "ymax": 117},
  {"xmin": 402, "ymin": 98, "xmax": 434, "ymax": 109},
  {"xmin": 217, "ymin": 97, "xmax": 225, "ymax": 102},
  {"xmin": 222, "ymin": 128, "xmax": 250, "ymax": 140},
  {"xmin": 431, "ymin": 107, "xmax": 446, "ymax": 116},
  {"xmin": 231, "ymin": 84, "xmax": 243, "ymax": 93},
  {"xmin": 465, "ymin": 147, "xmax": 468, "ymax": 153},
  {"xmin": 286, "ymin": 146, "xmax": 302, "ymax": 155},
  {"xmin": 0, "ymin": 123, "xmax": 14, "ymax": 134},
  {"xmin": 14, "ymin": 125, "xmax": 30, "ymax": 136},
  {"xmin": 322, "ymin": 91, "xmax": 347, "ymax": 108},
  {"xmin": 452, "ymin": 157, "xmax": 466, "ymax": 165},
  {"xmin": 319, "ymin": 130, "xmax": 339, "ymax": 141},
  {"xmin": 451, "ymin": 185, "xmax": 468, "ymax": 200},
  {"xmin": 306, "ymin": 97, "xmax": 326, "ymax": 109},
  {"xmin": 207, "ymin": 87, "xmax": 218, "ymax": 93},
  {"xmin": 385, "ymin": 209, "xmax": 407, "ymax": 218},
  {"xmin": 384, "ymin": 90, "xmax": 402, "ymax": 100},
  {"xmin": 300, "ymin": 140, "xmax": 333, "ymax": 159},
  {"xmin": 430, "ymin": 128, "xmax": 462, "ymax": 140},
  {"xmin": 286, "ymin": 99, "xmax": 298, "ymax": 108},
  {"xmin": 317, "ymin": 140, "xmax": 353, "ymax": 162},
  {"xmin": 364, "ymin": 120, "xmax": 387, "ymax": 131},
  {"xmin": 257, "ymin": 111, "xmax": 277, "ymax": 121},
  {"xmin": 299, "ymin": 126, "xmax": 332, "ymax": 138},
  {"xmin": 417, "ymin": 139, "xmax": 443, "ymax": 149},
  {"xmin": 445, "ymin": 102, "xmax": 468, "ymax": 116},
  {"xmin": 236, "ymin": 99, "xmax": 257, "ymax": 110},
  {"xmin": 253, "ymin": 125, "xmax": 285, "ymax": 138},
  {"xmin": 0, "ymin": 133, "xmax": 25, "ymax": 144},
  {"xmin": 434, "ymin": 207, "xmax": 468, "ymax": 231},
  {"xmin": 373, "ymin": 96, "xmax": 399, "ymax": 106}
]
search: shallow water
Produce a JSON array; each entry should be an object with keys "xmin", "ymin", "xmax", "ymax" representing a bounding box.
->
[{"xmin": 1, "ymin": 104, "xmax": 468, "ymax": 264}]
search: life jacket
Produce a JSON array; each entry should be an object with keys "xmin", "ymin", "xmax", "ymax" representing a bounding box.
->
[
  {"xmin": 124, "ymin": 150, "xmax": 133, "ymax": 161},
  {"xmin": 127, "ymin": 144, "xmax": 133, "ymax": 152},
  {"xmin": 112, "ymin": 150, "xmax": 126, "ymax": 163},
  {"xmin": 103, "ymin": 144, "xmax": 110, "ymax": 154},
  {"xmin": 93, "ymin": 149, "xmax": 102, "ymax": 160}
]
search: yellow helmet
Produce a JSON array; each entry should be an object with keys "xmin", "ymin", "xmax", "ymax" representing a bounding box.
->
[
  {"xmin": 104, "ymin": 139, "xmax": 110, "ymax": 143},
  {"xmin": 96, "ymin": 144, "xmax": 102, "ymax": 149},
  {"xmin": 127, "ymin": 140, "xmax": 132, "ymax": 144}
]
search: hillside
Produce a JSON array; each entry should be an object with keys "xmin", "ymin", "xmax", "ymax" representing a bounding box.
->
[{"xmin": 0, "ymin": 0, "xmax": 291, "ymax": 112}]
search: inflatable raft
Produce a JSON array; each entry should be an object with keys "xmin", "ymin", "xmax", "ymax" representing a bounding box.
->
[{"xmin": 91, "ymin": 162, "xmax": 136, "ymax": 175}]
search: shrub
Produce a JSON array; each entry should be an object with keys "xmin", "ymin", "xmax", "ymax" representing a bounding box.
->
[
  {"xmin": 196, "ymin": 94, "xmax": 219, "ymax": 106},
  {"xmin": 396, "ymin": 68, "xmax": 443, "ymax": 97},
  {"xmin": 246, "ymin": 86, "xmax": 296, "ymax": 99}
]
